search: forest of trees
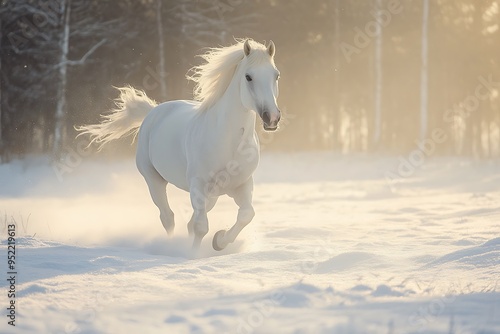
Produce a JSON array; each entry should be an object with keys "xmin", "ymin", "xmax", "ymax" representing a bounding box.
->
[{"xmin": 0, "ymin": 0, "xmax": 499, "ymax": 161}]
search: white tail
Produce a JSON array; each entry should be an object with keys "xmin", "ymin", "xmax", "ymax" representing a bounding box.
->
[{"xmin": 76, "ymin": 86, "xmax": 157, "ymax": 150}]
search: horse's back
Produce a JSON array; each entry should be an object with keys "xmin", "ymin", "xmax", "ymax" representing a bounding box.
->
[{"xmin": 137, "ymin": 100, "xmax": 198, "ymax": 191}]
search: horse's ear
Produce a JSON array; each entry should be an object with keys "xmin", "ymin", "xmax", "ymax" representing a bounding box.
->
[
  {"xmin": 244, "ymin": 39, "xmax": 251, "ymax": 57},
  {"xmin": 267, "ymin": 40, "xmax": 275, "ymax": 57}
]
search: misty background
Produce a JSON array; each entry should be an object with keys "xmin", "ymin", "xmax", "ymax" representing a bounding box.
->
[{"xmin": 0, "ymin": 0, "xmax": 499, "ymax": 161}]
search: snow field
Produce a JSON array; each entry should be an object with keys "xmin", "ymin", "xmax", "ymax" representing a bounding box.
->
[{"xmin": 0, "ymin": 152, "xmax": 499, "ymax": 333}]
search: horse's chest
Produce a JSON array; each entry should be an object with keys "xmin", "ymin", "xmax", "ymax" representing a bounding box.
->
[{"xmin": 207, "ymin": 136, "xmax": 259, "ymax": 195}]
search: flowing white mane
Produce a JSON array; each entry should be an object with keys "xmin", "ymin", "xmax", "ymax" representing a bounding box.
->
[{"xmin": 187, "ymin": 39, "xmax": 274, "ymax": 112}]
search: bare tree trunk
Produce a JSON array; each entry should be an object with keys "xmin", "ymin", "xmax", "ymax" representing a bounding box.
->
[
  {"xmin": 332, "ymin": 0, "xmax": 341, "ymax": 150},
  {"xmin": 53, "ymin": 0, "xmax": 71, "ymax": 156},
  {"xmin": 179, "ymin": 2, "xmax": 187, "ymax": 97},
  {"xmin": 419, "ymin": 0, "xmax": 429, "ymax": 141},
  {"xmin": 157, "ymin": 0, "xmax": 167, "ymax": 100},
  {"xmin": 373, "ymin": 0, "xmax": 383, "ymax": 148},
  {"xmin": 0, "ymin": 18, "xmax": 3, "ymax": 157}
]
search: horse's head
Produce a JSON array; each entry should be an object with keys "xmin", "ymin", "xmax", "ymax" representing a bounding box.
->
[{"xmin": 240, "ymin": 40, "xmax": 281, "ymax": 132}]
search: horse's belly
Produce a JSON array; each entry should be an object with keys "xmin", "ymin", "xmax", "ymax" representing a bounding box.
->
[{"xmin": 147, "ymin": 103, "xmax": 195, "ymax": 191}]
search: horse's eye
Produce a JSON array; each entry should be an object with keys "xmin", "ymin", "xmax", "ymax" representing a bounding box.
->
[{"xmin": 245, "ymin": 74, "xmax": 252, "ymax": 82}]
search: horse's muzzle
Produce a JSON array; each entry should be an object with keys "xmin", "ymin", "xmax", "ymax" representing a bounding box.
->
[
  {"xmin": 263, "ymin": 124, "xmax": 278, "ymax": 132},
  {"xmin": 261, "ymin": 110, "xmax": 280, "ymax": 132}
]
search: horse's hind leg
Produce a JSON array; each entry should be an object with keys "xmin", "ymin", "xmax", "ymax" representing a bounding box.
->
[
  {"xmin": 142, "ymin": 167, "xmax": 175, "ymax": 235},
  {"xmin": 212, "ymin": 177, "xmax": 255, "ymax": 251}
]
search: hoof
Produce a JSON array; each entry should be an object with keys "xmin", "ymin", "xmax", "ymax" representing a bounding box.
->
[{"xmin": 212, "ymin": 230, "xmax": 227, "ymax": 251}]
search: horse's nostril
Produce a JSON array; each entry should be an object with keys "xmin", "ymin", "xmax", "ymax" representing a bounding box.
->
[{"xmin": 262, "ymin": 111, "xmax": 271, "ymax": 124}]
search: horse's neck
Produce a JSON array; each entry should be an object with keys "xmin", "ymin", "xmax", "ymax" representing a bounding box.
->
[{"xmin": 208, "ymin": 76, "xmax": 256, "ymax": 143}]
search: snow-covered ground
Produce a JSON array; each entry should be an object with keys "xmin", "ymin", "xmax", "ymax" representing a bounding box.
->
[{"xmin": 0, "ymin": 152, "xmax": 499, "ymax": 333}]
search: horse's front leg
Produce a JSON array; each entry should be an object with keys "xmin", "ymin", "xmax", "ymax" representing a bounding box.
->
[
  {"xmin": 213, "ymin": 177, "xmax": 255, "ymax": 251},
  {"xmin": 189, "ymin": 179, "xmax": 209, "ymax": 250},
  {"xmin": 187, "ymin": 196, "xmax": 218, "ymax": 236}
]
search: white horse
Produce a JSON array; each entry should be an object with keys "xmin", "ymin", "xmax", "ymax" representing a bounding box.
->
[{"xmin": 77, "ymin": 39, "xmax": 281, "ymax": 250}]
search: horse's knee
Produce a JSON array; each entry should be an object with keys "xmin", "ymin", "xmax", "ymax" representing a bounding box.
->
[
  {"xmin": 193, "ymin": 217, "xmax": 209, "ymax": 237},
  {"xmin": 238, "ymin": 207, "xmax": 255, "ymax": 224}
]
